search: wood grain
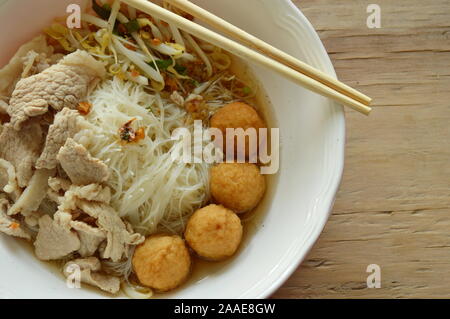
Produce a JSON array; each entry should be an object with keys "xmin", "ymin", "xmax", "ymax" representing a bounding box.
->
[{"xmin": 272, "ymin": 0, "xmax": 450, "ymax": 298}]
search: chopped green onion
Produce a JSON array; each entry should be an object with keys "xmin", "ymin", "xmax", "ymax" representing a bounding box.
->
[
  {"xmin": 93, "ymin": 1, "xmax": 133, "ymax": 36},
  {"xmin": 92, "ymin": 0, "xmax": 111, "ymax": 20},
  {"xmin": 148, "ymin": 59, "xmax": 188, "ymax": 76},
  {"xmin": 174, "ymin": 64, "xmax": 187, "ymax": 75},
  {"xmin": 242, "ymin": 87, "xmax": 251, "ymax": 95},
  {"xmin": 125, "ymin": 19, "xmax": 140, "ymax": 33},
  {"xmin": 149, "ymin": 59, "xmax": 173, "ymax": 70}
]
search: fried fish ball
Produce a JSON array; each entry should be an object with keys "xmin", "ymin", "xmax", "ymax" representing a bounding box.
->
[
  {"xmin": 132, "ymin": 235, "xmax": 191, "ymax": 292},
  {"xmin": 210, "ymin": 163, "xmax": 266, "ymax": 213},
  {"xmin": 210, "ymin": 102, "xmax": 266, "ymax": 159},
  {"xmin": 185, "ymin": 204, "xmax": 243, "ymax": 261}
]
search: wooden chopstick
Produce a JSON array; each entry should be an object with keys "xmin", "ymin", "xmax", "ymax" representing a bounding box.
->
[
  {"xmin": 165, "ymin": 0, "xmax": 372, "ymax": 107},
  {"xmin": 121, "ymin": 0, "xmax": 372, "ymax": 115}
]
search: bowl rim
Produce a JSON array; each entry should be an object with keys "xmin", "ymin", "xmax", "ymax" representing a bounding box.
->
[{"xmin": 255, "ymin": 0, "xmax": 346, "ymax": 299}]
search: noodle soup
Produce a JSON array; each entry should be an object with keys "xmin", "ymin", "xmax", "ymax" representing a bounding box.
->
[{"xmin": 0, "ymin": 0, "xmax": 277, "ymax": 297}]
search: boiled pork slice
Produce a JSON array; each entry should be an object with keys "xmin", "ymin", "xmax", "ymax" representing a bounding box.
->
[
  {"xmin": 0, "ymin": 121, "xmax": 44, "ymax": 187},
  {"xmin": 0, "ymin": 159, "xmax": 21, "ymax": 201},
  {"xmin": 77, "ymin": 201, "xmax": 144, "ymax": 262},
  {"xmin": 0, "ymin": 35, "xmax": 53, "ymax": 102},
  {"xmin": 63, "ymin": 257, "xmax": 120, "ymax": 294},
  {"xmin": 59, "ymin": 183, "xmax": 111, "ymax": 211},
  {"xmin": 57, "ymin": 138, "xmax": 110, "ymax": 185},
  {"xmin": 0, "ymin": 195, "xmax": 31, "ymax": 240},
  {"xmin": 8, "ymin": 168, "xmax": 54, "ymax": 216},
  {"xmin": 36, "ymin": 108, "xmax": 91, "ymax": 170},
  {"xmin": 34, "ymin": 214, "xmax": 80, "ymax": 261},
  {"xmin": 71, "ymin": 221, "xmax": 106, "ymax": 257},
  {"xmin": 8, "ymin": 50, "xmax": 105, "ymax": 130}
]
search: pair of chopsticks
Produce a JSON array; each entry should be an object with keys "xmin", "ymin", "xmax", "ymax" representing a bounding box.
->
[{"xmin": 121, "ymin": 0, "xmax": 372, "ymax": 115}]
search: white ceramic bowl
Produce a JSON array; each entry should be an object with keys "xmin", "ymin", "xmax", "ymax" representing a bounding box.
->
[{"xmin": 0, "ymin": 0, "xmax": 344, "ymax": 299}]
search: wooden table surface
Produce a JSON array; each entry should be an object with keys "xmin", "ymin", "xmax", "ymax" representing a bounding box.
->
[{"xmin": 272, "ymin": 0, "xmax": 450, "ymax": 298}]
